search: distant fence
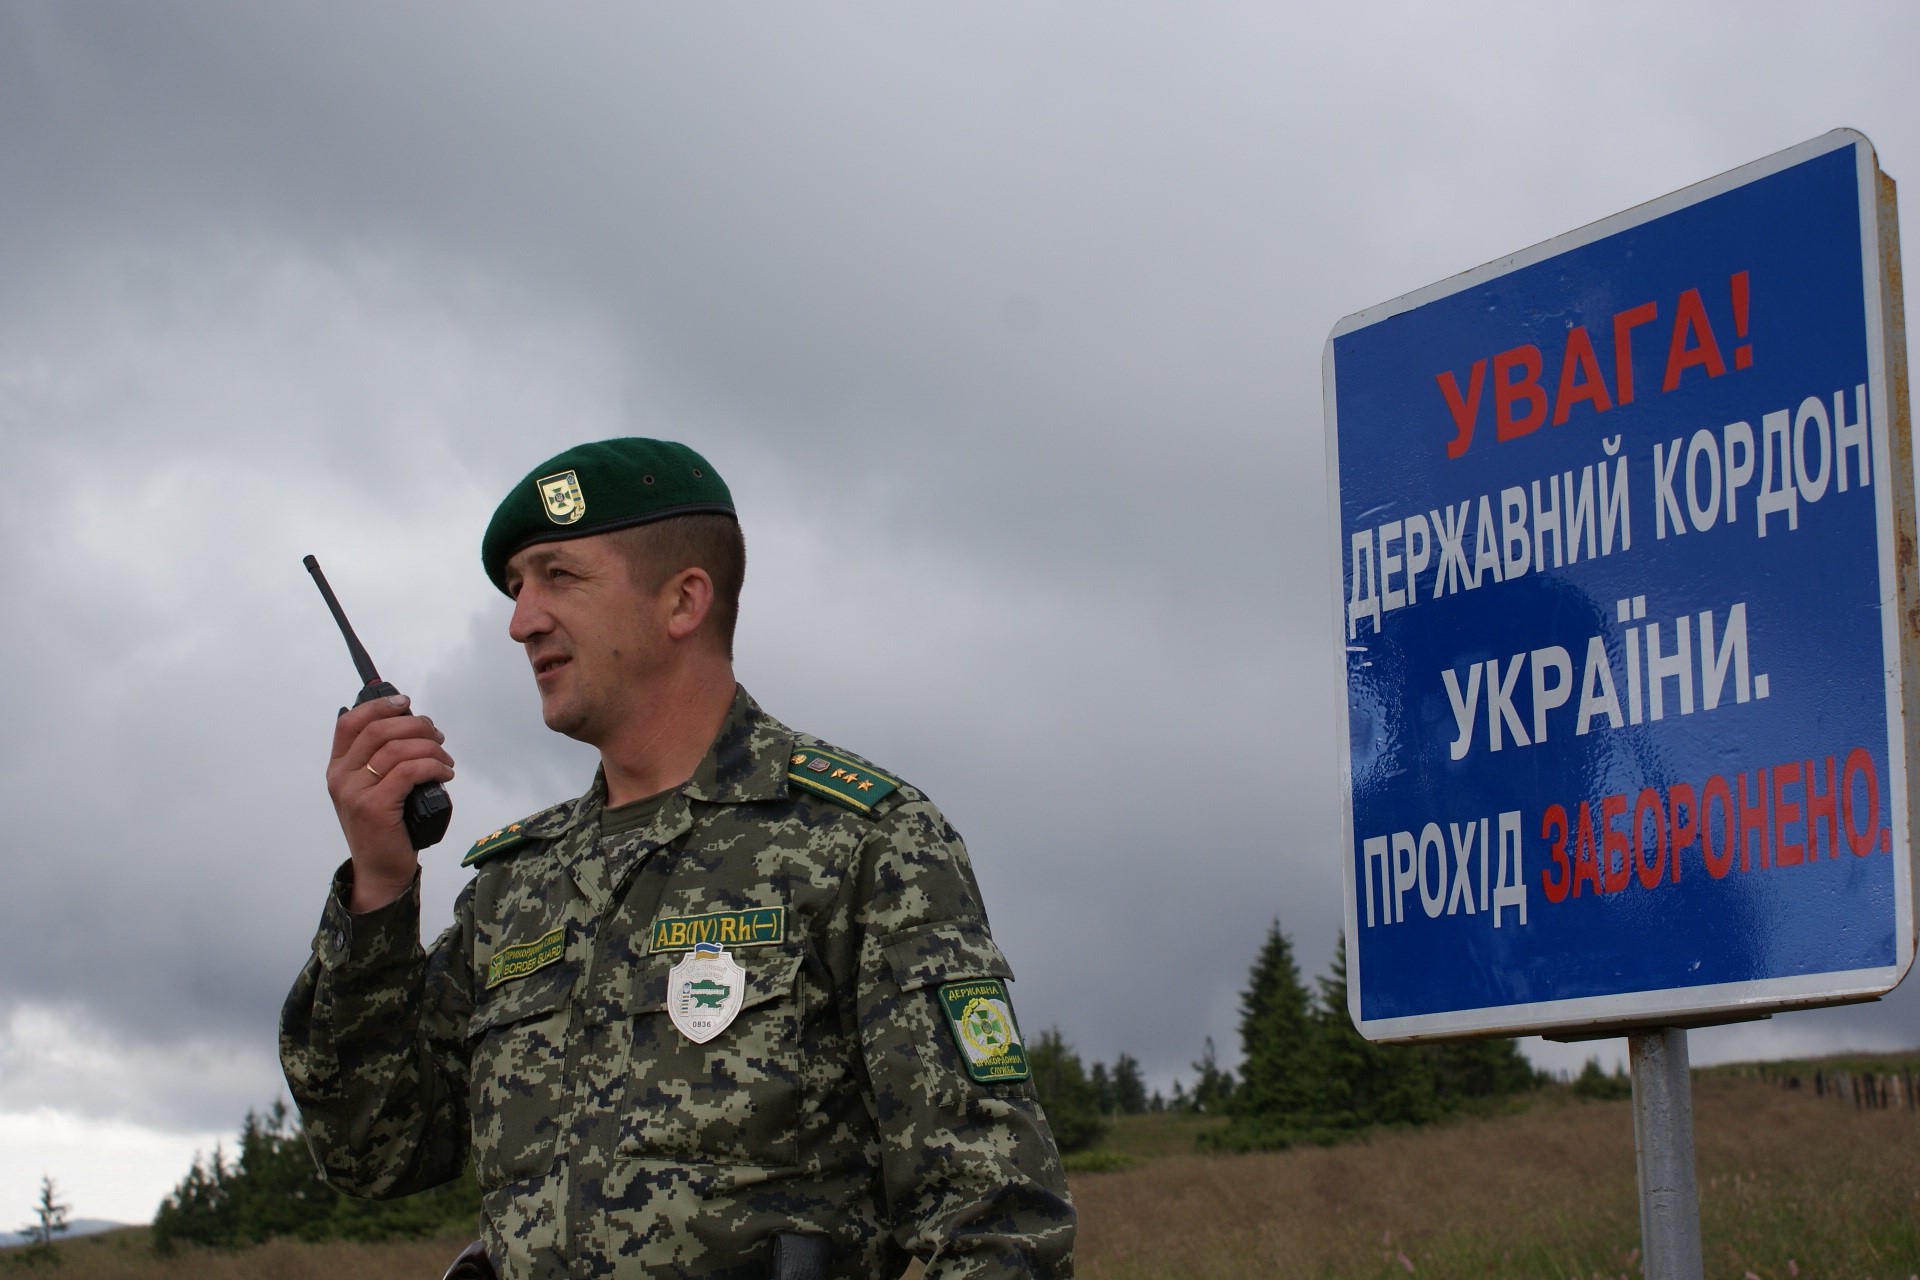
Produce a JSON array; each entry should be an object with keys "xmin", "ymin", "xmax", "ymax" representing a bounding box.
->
[{"xmin": 1744, "ymin": 1066, "xmax": 1920, "ymax": 1110}]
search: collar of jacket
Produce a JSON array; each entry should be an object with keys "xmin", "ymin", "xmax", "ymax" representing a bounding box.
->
[
  {"xmin": 530, "ymin": 683, "xmax": 796, "ymax": 842},
  {"xmin": 679, "ymin": 684, "xmax": 796, "ymax": 805}
]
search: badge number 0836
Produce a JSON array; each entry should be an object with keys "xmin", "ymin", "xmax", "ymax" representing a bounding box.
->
[{"xmin": 667, "ymin": 943, "xmax": 745, "ymax": 1044}]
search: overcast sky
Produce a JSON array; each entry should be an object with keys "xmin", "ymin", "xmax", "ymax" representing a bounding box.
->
[{"xmin": 3, "ymin": 2, "xmax": 1918, "ymax": 1225}]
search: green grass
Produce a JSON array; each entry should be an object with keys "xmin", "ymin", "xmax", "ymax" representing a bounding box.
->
[
  {"xmin": 1097, "ymin": 1110, "xmax": 1229, "ymax": 1158},
  {"xmin": 1062, "ymin": 1149, "xmax": 1138, "ymax": 1174}
]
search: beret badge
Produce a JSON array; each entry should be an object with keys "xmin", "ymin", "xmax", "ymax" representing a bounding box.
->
[{"xmin": 537, "ymin": 470, "xmax": 585, "ymax": 525}]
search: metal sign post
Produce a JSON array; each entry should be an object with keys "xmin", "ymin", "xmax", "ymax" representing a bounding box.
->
[
  {"xmin": 1323, "ymin": 130, "xmax": 1911, "ymax": 1273},
  {"xmin": 1629, "ymin": 1028, "xmax": 1702, "ymax": 1280}
]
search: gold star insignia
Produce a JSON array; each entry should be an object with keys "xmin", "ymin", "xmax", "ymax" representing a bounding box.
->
[
  {"xmin": 831, "ymin": 768, "xmax": 848, "ymax": 779},
  {"xmin": 858, "ymin": 780, "xmax": 874, "ymax": 791},
  {"xmin": 792, "ymin": 753, "xmax": 807, "ymax": 765}
]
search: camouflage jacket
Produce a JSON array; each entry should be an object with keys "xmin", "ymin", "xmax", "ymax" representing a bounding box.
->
[{"xmin": 280, "ymin": 687, "xmax": 1074, "ymax": 1279}]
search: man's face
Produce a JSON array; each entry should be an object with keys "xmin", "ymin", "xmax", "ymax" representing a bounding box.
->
[{"xmin": 503, "ymin": 535, "xmax": 665, "ymax": 744}]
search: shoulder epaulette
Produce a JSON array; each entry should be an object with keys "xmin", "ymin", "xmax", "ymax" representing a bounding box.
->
[
  {"xmin": 461, "ymin": 821, "xmax": 533, "ymax": 868},
  {"xmin": 787, "ymin": 746, "xmax": 901, "ymax": 815},
  {"xmin": 461, "ymin": 794, "xmax": 592, "ymax": 868},
  {"xmin": 460, "ymin": 794, "xmax": 587, "ymax": 867}
]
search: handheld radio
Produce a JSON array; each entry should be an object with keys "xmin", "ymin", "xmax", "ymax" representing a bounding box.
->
[{"xmin": 303, "ymin": 555, "xmax": 454, "ymax": 850}]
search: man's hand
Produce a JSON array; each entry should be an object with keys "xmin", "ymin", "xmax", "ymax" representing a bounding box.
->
[{"xmin": 327, "ymin": 694, "xmax": 455, "ymax": 913}]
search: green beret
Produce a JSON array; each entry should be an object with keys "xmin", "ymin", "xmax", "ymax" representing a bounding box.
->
[{"xmin": 482, "ymin": 438, "xmax": 735, "ymax": 592}]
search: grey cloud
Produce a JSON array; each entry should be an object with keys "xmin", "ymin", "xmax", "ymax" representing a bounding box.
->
[{"xmin": 1, "ymin": 2, "xmax": 1917, "ymax": 1150}]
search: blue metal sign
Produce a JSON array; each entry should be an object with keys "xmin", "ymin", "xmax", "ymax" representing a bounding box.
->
[{"xmin": 1325, "ymin": 131, "xmax": 1914, "ymax": 1040}]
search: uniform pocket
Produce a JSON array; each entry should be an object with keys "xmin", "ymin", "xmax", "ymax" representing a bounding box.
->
[
  {"xmin": 467, "ymin": 962, "xmax": 573, "ymax": 1189},
  {"xmin": 880, "ymin": 919, "xmax": 1014, "ymax": 993},
  {"xmin": 617, "ymin": 943, "xmax": 808, "ymax": 1168}
]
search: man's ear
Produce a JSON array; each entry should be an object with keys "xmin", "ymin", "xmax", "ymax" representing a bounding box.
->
[{"xmin": 663, "ymin": 567, "xmax": 715, "ymax": 642}]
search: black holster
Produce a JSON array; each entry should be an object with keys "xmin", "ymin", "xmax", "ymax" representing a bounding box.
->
[
  {"xmin": 770, "ymin": 1231, "xmax": 830, "ymax": 1280},
  {"xmin": 442, "ymin": 1238, "xmax": 495, "ymax": 1280}
]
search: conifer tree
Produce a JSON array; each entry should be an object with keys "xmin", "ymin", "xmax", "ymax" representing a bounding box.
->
[
  {"xmin": 1573, "ymin": 1056, "xmax": 1632, "ymax": 1100},
  {"xmin": 1228, "ymin": 920, "xmax": 1324, "ymax": 1133},
  {"xmin": 1111, "ymin": 1053, "xmax": 1148, "ymax": 1115},
  {"xmin": 1028, "ymin": 1028, "xmax": 1108, "ymax": 1152},
  {"xmin": 1207, "ymin": 928, "xmax": 1542, "ymax": 1153},
  {"xmin": 232, "ymin": 1102, "xmax": 339, "ymax": 1242},
  {"xmin": 1313, "ymin": 935, "xmax": 1439, "ymax": 1129},
  {"xmin": 18, "ymin": 1175, "xmax": 70, "ymax": 1263},
  {"xmin": 152, "ymin": 1146, "xmax": 236, "ymax": 1249},
  {"xmin": 153, "ymin": 1101, "xmax": 482, "ymax": 1251},
  {"xmin": 1088, "ymin": 1062, "xmax": 1115, "ymax": 1116},
  {"xmin": 1427, "ymin": 1034, "xmax": 1540, "ymax": 1101},
  {"xmin": 1189, "ymin": 1036, "xmax": 1235, "ymax": 1113}
]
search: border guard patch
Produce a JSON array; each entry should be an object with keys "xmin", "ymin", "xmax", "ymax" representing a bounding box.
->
[
  {"xmin": 938, "ymin": 978, "xmax": 1031, "ymax": 1083},
  {"xmin": 486, "ymin": 927, "xmax": 565, "ymax": 989},
  {"xmin": 462, "ymin": 822, "xmax": 531, "ymax": 868},
  {"xmin": 787, "ymin": 749, "xmax": 900, "ymax": 814}
]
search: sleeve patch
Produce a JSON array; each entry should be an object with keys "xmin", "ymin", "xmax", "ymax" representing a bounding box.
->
[
  {"xmin": 938, "ymin": 977, "xmax": 1031, "ymax": 1084},
  {"xmin": 786, "ymin": 749, "xmax": 900, "ymax": 813},
  {"xmin": 485, "ymin": 927, "xmax": 566, "ymax": 989},
  {"xmin": 461, "ymin": 822, "xmax": 530, "ymax": 868}
]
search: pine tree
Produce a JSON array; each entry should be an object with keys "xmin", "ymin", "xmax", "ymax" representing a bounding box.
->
[
  {"xmin": 1427, "ymin": 1036, "xmax": 1540, "ymax": 1102},
  {"xmin": 232, "ymin": 1103, "xmax": 338, "ymax": 1242},
  {"xmin": 1111, "ymin": 1053, "xmax": 1148, "ymax": 1115},
  {"xmin": 152, "ymin": 1146, "xmax": 235, "ymax": 1250},
  {"xmin": 153, "ymin": 1101, "xmax": 482, "ymax": 1252},
  {"xmin": 1027, "ymin": 1028, "xmax": 1108, "ymax": 1152},
  {"xmin": 1573, "ymin": 1056, "xmax": 1631, "ymax": 1100},
  {"xmin": 18, "ymin": 1175, "xmax": 70, "ymax": 1263},
  {"xmin": 1227, "ymin": 921, "xmax": 1324, "ymax": 1134},
  {"xmin": 1189, "ymin": 1037, "xmax": 1235, "ymax": 1114},
  {"xmin": 1088, "ymin": 1062, "xmax": 1115, "ymax": 1116},
  {"xmin": 1311, "ymin": 936, "xmax": 1439, "ymax": 1130}
]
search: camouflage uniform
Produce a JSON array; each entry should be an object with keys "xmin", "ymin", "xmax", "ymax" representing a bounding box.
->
[{"xmin": 281, "ymin": 687, "xmax": 1074, "ymax": 1279}]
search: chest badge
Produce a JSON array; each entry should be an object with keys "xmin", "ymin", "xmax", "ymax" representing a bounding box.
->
[{"xmin": 667, "ymin": 943, "xmax": 746, "ymax": 1043}]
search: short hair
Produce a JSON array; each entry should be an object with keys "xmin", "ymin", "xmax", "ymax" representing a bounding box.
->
[{"xmin": 607, "ymin": 514, "xmax": 747, "ymax": 656}]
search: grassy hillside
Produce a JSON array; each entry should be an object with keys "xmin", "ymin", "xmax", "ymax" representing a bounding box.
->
[
  {"xmin": 1071, "ymin": 1067, "xmax": 1919, "ymax": 1279},
  {"xmin": 14, "ymin": 1059, "xmax": 1918, "ymax": 1280}
]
